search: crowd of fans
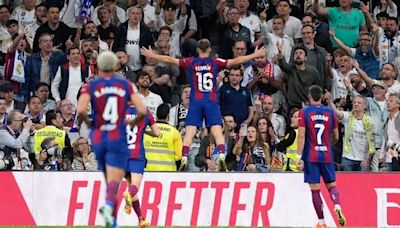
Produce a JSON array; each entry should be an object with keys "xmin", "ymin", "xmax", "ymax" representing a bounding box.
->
[{"xmin": 0, "ymin": 0, "xmax": 399, "ymax": 172}]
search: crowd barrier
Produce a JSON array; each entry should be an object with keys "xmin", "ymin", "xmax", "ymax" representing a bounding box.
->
[{"xmin": 0, "ymin": 172, "xmax": 399, "ymax": 227}]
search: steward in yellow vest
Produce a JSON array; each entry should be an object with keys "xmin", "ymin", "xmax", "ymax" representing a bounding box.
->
[{"xmin": 144, "ymin": 104, "xmax": 182, "ymax": 171}]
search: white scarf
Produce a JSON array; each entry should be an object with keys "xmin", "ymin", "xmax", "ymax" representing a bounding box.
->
[{"xmin": 11, "ymin": 51, "xmax": 26, "ymax": 83}]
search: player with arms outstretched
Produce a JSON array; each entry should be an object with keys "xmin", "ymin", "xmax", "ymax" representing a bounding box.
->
[
  {"xmin": 296, "ymin": 85, "xmax": 346, "ymax": 228},
  {"xmin": 140, "ymin": 39, "xmax": 266, "ymax": 167},
  {"xmin": 77, "ymin": 51, "xmax": 146, "ymax": 228},
  {"xmin": 124, "ymin": 106, "xmax": 159, "ymax": 227}
]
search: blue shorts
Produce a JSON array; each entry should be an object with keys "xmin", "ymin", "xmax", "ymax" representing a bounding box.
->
[
  {"xmin": 304, "ymin": 162, "xmax": 336, "ymax": 184},
  {"xmin": 185, "ymin": 100, "xmax": 222, "ymax": 127},
  {"xmin": 127, "ymin": 158, "xmax": 146, "ymax": 174},
  {"xmin": 92, "ymin": 139, "xmax": 130, "ymax": 171}
]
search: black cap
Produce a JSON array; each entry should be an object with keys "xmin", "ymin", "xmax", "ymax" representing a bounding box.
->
[{"xmin": 0, "ymin": 83, "xmax": 12, "ymax": 92}]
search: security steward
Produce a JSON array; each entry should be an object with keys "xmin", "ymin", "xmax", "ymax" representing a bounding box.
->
[{"xmin": 144, "ymin": 103, "xmax": 182, "ymax": 171}]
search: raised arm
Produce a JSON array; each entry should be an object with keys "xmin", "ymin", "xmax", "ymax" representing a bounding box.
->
[
  {"xmin": 329, "ymin": 29, "xmax": 352, "ymax": 55},
  {"xmin": 313, "ymin": 0, "xmax": 328, "ymax": 16},
  {"xmin": 325, "ymin": 90, "xmax": 344, "ymax": 120},
  {"xmin": 353, "ymin": 59, "xmax": 374, "ymax": 89},
  {"xmin": 371, "ymin": 23, "xmax": 380, "ymax": 57},
  {"xmin": 226, "ymin": 46, "xmax": 266, "ymax": 67},
  {"xmin": 128, "ymin": 92, "xmax": 146, "ymax": 127},
  {"xmin": 140, "ymin": 46, "xmax": 180, "ymax": 66}
]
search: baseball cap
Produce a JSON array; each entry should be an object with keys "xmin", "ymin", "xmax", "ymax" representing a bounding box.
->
[{"xmin": 372, "ymin": 80, "xmax": 387, "ymax": 90}]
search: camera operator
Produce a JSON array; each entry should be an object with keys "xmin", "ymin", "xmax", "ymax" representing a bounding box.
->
[
  {"xmin": 35, "ymin": 137, "xmax": 71, "ymax": 171},
  {"xmin": 33, "ymin": 110, "xmax": 73, "ymax": 166},
  {"xmin": 0, "ymin": 110, "xmax": 33, "ymax": 170}
]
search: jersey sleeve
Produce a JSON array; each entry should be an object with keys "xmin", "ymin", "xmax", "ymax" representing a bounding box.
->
[
  {"xmin": 215, "ymin": 57, "xmax": 228, "ymax": 68},
  {"xmin": 148, "ymin": 111, "xmax": 156, "ymax": 126},
  {"xmin": 80, "ymin": 83, "xmax": 90, "ymax": 95},
  {"xmin": 179, "ymin": 57, "xmax": 193, "ymax": 70},
  {"xmin": 332, "ymin": 112, "xmax": 338, "ymax": 129},
  {"xmin": 298, "ymin": 109, "xmax": 306, "ymax": 128}
]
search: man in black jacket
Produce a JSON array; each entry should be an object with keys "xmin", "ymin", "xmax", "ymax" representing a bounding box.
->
[{"xmin": 112, "ymin": 5, "xmax": 154, "ymax": 74}]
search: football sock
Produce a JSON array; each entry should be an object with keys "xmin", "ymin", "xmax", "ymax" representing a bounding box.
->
[
  {"xmin": 129, "ymin": 184, "xmax": 138, "ymax": 198},
  {"xmin": 182, "ymin": 145, "xmax": 189, "ymax": 157},
  {"xmin": 106, "ymin": 181, "xmax": 119, "ymax": 208},
  {"xmin": 328, "ymin": 186, "xmax": 341, "ymax": 205},
  {"xmin": 217, "ymin": 144, "xmax": 225, "ymax": 154},
  {"xmin": 133, "ymin": 200, "xmax": 144, "ymax": 221},
  {"xmin": 311, "ymin": 190, "xmax": 324, "ymax": 219}
]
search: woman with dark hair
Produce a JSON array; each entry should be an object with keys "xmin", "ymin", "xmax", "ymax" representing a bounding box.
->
[
  {"xmin": 373, "ymin": 0, "xmax": 398, "ymax": 20},
  {"xmin": 233, "ymin": 125, "xmax": 271, "ymax": 172}
]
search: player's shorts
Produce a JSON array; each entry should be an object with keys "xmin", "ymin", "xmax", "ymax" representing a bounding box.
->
[
  {"xmin": 127, "ymin": 158, "xmax": 147, "ymax": 174},
  {"xmin": 185, "ymin": 100, "xmax": 222, "ymax": 127},
  {"xmin": 91, "ymin": 137, "xmax": 130, "ymax": 171},
  {"xmin": 304, "ymin": 162, "xmax": 336, "ymax": 184}
]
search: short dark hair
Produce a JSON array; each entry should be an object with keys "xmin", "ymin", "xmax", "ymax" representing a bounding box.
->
[
  {"xmin": 308, "ymin": 85, "xmax": 323, "ymax": 102},
  {"xmin": 278, "ymin": 0, "xmax": 291, "ymax": 6},
  {"xmin": 6, "ymin": 19, "xmax": 18, "ymax": 27},
  {"xmin": 302, "ymin": 13, "xmax": 316, "ymax": 23},
  {"xmin": 136, "ymin": 71, "xmax": 151, "ymax": 83},
  {"xmin": 28, "ymin": 95, "xmax": 40, "ymax": 104},
  {"xmin": 36, "ymin": 3, "xmax": 47, "ymax": 10},
  {"xmin": 228, "ymin": 65, "xmax": 243, "ymax": 76},
  {"xmin": 67, "ymin": 46, "xmax": 80, "ymax": 55},
  {"xmin": 223, "ymin": 112, "xmax": 237, "ymax": 123},
  {"xmin": 293, "ymin": 46, "xmax": 308, "ymax": 56},
  {"xmin": 388, "ymin": 16, "xmax": 398, "ymax": 24},
  {"xmin": 197, "ymin": 39, "xmax": 211, "ymax": 53},
  {"xmin": 272, "ymin": 15, "xmax": 286, "ymax": 24},
  {"xmin": 156, "ymin": 103, "xmax": 170, "ymax": 120},
  {"xmin": 376, "ymin": 11, "xmax": 390, "ymax": 19},
  {"xmin": 0, "ymin": 5, "xmax": 10, "ymax": 12},
  {"xmin": 35, "ymin": 82, "xmax": 50, "ymax": 91},
  {"xmin": 302, "ymin": 24, "xmax": 315, "ymax": 33},
  {"xmin": 45, "ymin": 110, "xmax": 58, "ymax": 126}
]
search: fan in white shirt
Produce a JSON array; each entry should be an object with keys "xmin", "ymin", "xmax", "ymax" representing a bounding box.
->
[{"xmin": 136, "ymin": 72, "xmax": 163, "ymax": 117}]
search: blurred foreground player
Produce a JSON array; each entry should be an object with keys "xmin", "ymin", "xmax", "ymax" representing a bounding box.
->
[
  {"xmin": 296, "ymin": 85, "xmax": 346, "ymax": 227},
  {"xmin": 124, "ymin": 106, "xmax": 159, "ymax": 227},
  {"xmin": 77, "ymin": 51, "xmax": 146, "ymax": 228},
  {"xmin": 140, "ymin": 38, "xmax": 266, "ymax": 168}
]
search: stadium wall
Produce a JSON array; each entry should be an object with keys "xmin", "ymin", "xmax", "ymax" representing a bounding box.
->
[{"xmin": 0, "ymin": 172, "xmax": 399, "ymax": 227}]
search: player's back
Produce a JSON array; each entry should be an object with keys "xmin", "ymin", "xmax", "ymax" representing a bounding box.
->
[
  {"xmin": 179, "ymin": 56, "xmax": 227, "ymax": 102},
  {"xmin": 88, "ymin": 76, "xmax": 134, "ymax": 141},
  {"xmin": 126, "ymin": 107, "xmax": 155, "ymax": 159},
  {"xmin": 299, "ymin": 105, "xmax": 338, "ymax": 163}
]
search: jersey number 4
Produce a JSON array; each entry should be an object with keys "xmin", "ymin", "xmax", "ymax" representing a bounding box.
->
[
  {"xmin": 103, "ymin": 97, "xmax": 118, "ymax": 123},
  {"xmin": 196, "ymin": 72, "xmax": 213, "ymax": 92},
  {"xmin": 314, "ymin": 123, "xmax": 325, "ymax": 145}
]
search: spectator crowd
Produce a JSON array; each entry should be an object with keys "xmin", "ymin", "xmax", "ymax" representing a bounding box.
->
[{"xmin": 0, "ymin": 0, "xmax": 399, "ymax": 172}]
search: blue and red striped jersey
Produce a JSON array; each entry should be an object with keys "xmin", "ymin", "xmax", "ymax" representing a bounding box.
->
[
  {"xmin": 126, "ymin": 107, "xmax": 156, "ymax": 159},
  {"xmin": 179, "ymin": 57, "xmax": 227, "ymax": 102},
  {"xmin": 298, "ymin": 105, "xmax": 338, "ymax": 163},
  {"xmin": 80, "ymin": 76, "xmax": 135, "ymax": 143}
]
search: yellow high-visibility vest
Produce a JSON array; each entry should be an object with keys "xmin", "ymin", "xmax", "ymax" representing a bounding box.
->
[
  {"xmin": 144, "ymin": 122, "xmax": 182, "ymax": 171},
  {"xmin": 283, "ymin": 129, "xmax": 301, "ymax": 172},
  {"xmin": 34, "ymin": 126, "xmax": 66, "ymax": 155}
]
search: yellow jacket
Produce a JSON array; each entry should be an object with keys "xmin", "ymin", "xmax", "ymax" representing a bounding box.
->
[
  {"xmin": 144, "ymin": 122, "xmax": 182, "ymax": 171},
  {"xmin": 34, "ymin": 126, "xmax": 66, "ymax": 155},
  {"xmin": 283, "ymin": 129, "xmax": 301, "ymax": 172}
]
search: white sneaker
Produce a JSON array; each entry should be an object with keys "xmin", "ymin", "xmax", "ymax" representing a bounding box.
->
[{"xmin": 99, "ymin": 204, "xmax": 115, "ymax": 228}]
